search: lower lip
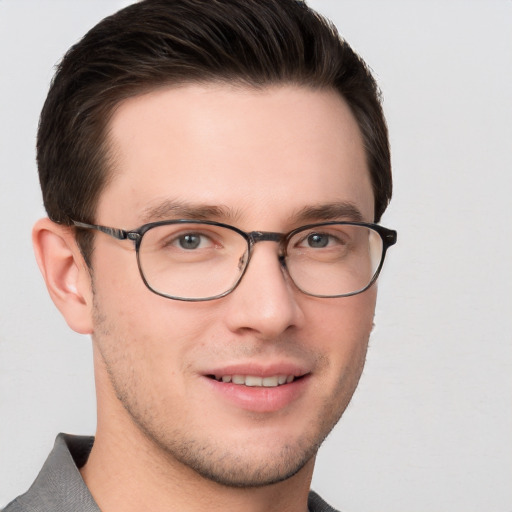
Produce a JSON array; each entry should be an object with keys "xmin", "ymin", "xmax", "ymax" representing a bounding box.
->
[{"xmin": 203, "ymin": 375, "xmax": 310, "ymax": 413}]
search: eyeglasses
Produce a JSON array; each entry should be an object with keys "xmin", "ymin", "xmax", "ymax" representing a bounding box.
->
[{"xmin": 73, "ymin": 219, "xmax": 397, "ymax": 301}]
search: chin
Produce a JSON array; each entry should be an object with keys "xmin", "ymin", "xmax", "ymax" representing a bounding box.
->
[{"xmin": 164, "ymin": 434, "xmax": 319, "ymax": 488}]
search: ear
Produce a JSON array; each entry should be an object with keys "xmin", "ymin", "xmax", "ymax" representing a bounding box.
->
[{"xmin": 32, "ymin": 218, "xmax": 94, "ymax": 335}]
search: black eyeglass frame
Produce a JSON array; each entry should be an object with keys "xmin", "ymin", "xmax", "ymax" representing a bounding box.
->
[{"xmin": 73, "ymin": 219, "xmax": 397, "ymax": 301}]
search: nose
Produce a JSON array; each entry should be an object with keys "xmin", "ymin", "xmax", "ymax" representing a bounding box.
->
[{"xmin": 223, "ymin": 242, "xmax": 304, "ymax": 340}]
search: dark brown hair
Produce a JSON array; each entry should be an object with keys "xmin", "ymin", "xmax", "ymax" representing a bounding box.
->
[{"xmin": 37, "ymin": 0, "xmax": 392, "ymax": 262}]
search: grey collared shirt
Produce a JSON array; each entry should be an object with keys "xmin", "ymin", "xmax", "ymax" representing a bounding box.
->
[
  {"xmin": 3, "ymin": 434, "xmax": 99, "ymax": 512},
  {"xmin": 3, "ymin": 433, "xmax": 339, "ymax": 512}
]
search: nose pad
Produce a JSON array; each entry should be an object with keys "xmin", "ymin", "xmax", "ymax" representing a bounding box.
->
[{"xmin": 237, "ymin": 252, "xmax": 247, "ymax": 272}]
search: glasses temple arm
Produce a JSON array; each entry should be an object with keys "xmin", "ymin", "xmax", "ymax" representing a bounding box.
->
[{"xmin": 72, "ymin": 221, "xmax": 129, "ymax": 241}]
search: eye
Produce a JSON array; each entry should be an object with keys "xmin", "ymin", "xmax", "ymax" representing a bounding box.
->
[
  {"xmin": 297, "ymin": 232, "xmax": 342, "ymax": 249},
  {"xmin": 174, "ymin": 232, "xmax": 213, "ymax": 250},
  {"xmin": 305, "ymin": 233, "xmax": 330, "ymax": 248}
]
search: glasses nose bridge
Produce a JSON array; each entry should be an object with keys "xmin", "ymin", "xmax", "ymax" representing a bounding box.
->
[
  {"xmin": 242, "ymin": 230, "xmax": 288, "ymax": 286},
  {"xmin": 247, "ymin": 230, "xmax": 284, "ymax": 247},
  {"xmin": 246, "ymin": 230, "xmax": 287, "ymax": 266}
]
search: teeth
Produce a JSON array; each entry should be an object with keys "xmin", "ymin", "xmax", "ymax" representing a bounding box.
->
[
  {"xmin": 262, "ymin": 376, "xmax": 279, "ymax": 387},
  {"xmin": 245, "ymin": 376, "xmax": 262, "ymax": 387},
  {"xmin": 214, "ymin": 374, "xmax": 296, "ymax": 387},
  {"xmin": 232, "ymin": 375, "xmax": 245, "ymax": 385}
]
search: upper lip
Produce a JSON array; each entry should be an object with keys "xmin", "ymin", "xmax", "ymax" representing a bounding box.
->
[{"xmin": 203, "ymin": 362, "xmax": 310, "ymax": 379}]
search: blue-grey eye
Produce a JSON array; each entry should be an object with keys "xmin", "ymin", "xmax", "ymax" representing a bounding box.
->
[
  {"xmin": 307, "ymin": 233, "xmax": 329, "ymax": 248},
  {"xmin": 179, "ymin": 233, "xmax": 202, "ymax": 249}
]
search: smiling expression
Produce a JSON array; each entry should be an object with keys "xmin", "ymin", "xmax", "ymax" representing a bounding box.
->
[{"xmin": 88, "ymin": 84, "xmax": 376, "ymax": 487}]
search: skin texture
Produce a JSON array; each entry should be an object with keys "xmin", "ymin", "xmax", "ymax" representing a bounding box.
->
[{"xmin": 33, "ymin": 84, "xmax": 376, "ymax": 512}]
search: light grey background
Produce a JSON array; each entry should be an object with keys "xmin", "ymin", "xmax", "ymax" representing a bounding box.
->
[{"xmin": 1, "ymin": 1, "xmax": 511, "ymax": 511}]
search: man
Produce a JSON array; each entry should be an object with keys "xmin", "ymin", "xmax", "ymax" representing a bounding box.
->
[{"xmin": 4, "ymin": 0, "xmax": 395, "ymax": 511}]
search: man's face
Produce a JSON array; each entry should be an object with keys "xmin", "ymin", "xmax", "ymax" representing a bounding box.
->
[{"xmin": 90, "ymin": 84, "xmax": 376, "ymax": 486}]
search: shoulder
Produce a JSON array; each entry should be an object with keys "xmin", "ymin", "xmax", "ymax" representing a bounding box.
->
[
  {"xmin": 308, "ymin": 490, "xmax": 342, "ymax": 512},
  {"xmin": 2, "ymin": 498, "xmax": 26, "ymax": 512},
  {"xmin": 1, "ymin": 434, "xmax": 98, "ymax": 512}
]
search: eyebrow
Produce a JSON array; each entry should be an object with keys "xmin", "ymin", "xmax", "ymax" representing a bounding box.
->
[
  {"xmin": 140, "ymin": 199, "xmax": 241, "ymax": 224},
  {"xmin": 139, "ymin": 199, "xmax": 364, "ymax": 226},
  {"xmin": 292, "ymin": 202, "xmax": 365, "ymax": 223}
]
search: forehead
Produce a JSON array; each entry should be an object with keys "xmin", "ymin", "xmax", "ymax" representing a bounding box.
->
[{"xmin": 100, "ymin": 84, "xmax": 374, "ymax": 227}]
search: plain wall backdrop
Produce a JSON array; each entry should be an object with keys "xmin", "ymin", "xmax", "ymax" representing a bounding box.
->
[{"xmin": 0, "ymin": 1, "xmax": 511, "ymax": 511}]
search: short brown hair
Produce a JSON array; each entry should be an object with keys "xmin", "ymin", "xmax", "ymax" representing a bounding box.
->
[{"xmin": 37, "ymin": 0, "xmax": 392, "ymax": 262}]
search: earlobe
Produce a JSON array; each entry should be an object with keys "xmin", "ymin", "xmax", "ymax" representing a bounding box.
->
[{"xmin": 32, "ymin": 218, "xmax": 94, "ymax": 335}]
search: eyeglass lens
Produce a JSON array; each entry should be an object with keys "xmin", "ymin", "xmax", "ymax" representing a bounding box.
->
[{"xmin": 137, "ymin": 222, "xmax": 385, "ymax": 300}]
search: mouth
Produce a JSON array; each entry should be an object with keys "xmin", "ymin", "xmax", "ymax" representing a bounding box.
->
[
  {"xmin": 204, "ymin": 369, "xmax": 310, "ymax": 412},
  {"xmin": 207, "ymin": 374, "xmax": 301, "ymax": 387}
]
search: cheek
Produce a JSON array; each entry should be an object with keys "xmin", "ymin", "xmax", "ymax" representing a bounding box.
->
[
  {"xmin": 305, "ymin": 288, "xmax": 376, "ymax": 385},
  {"xmin": 308, "ymin": 287, "xmax": 376, "ymax": 346},
  {"xmin": 91, "ymin": 246, "xmax": 222, "ymax": 375},
  {"xmin": 295, "ymin": 291, "xmax": 375, "ymax": 435}
]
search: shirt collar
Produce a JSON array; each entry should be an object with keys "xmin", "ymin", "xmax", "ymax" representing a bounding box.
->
[{"xmin": 10, "ymin": 433, "xmax": 99, "ymax": 512}]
